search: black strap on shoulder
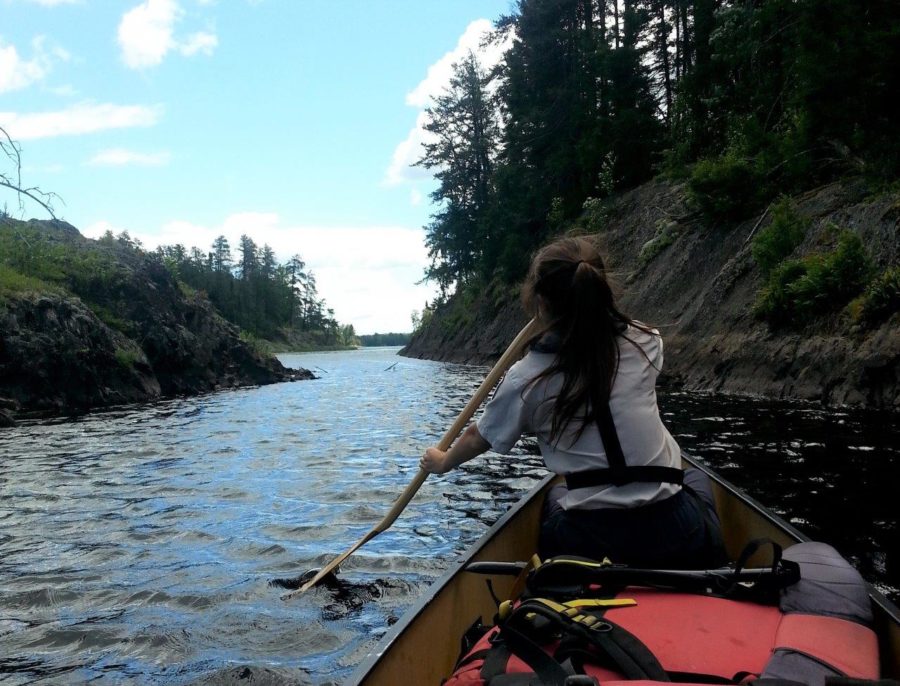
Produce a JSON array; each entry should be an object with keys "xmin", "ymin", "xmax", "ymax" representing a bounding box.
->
[
  {"xmin": 595, "ymin": 399, "xmax": 627, "ymax": 471},
  {"xmin": 565, "ymin": 403, "xmax": 684, "ymax": 489}
]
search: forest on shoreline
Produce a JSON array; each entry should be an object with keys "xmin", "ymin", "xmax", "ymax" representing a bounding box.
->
[
  {"xmin": 0, "ymin": 215, "xmax": 360, "ymax": 351},
  {"xmin": 414, "ymin": 0, "xmax": 898, "ymax": 333}
]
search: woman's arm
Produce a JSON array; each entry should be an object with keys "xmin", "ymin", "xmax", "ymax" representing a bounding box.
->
[{"xmin": 420, "ymin": 423, "xmax": 491, "ymax": 474}]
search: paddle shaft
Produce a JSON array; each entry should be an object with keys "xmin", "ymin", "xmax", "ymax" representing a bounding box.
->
[{"xmin": 285, "ymin": 318, "xmax": 540, "ymax": 599}]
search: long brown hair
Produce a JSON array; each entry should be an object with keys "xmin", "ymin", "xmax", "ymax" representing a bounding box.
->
[{"xmin": 522, "ymin": 235, "xmax": 655, "ymax": 443}]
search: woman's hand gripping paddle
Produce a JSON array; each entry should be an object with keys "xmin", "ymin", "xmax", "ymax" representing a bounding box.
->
[{"xmin": 282, "ymin": 318, "xmax": 540, "ymax": 600}]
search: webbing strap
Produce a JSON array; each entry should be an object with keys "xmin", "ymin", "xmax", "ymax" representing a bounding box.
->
[
  {"xmin": 480, "ymin": 641, "xmax": 514, "ymax": 682},
  {"xmin": 482, "ymin": 626, "xmax": 571, "ymax": 685},
  {"xmin": 595, "ymin": 401, "xmax": 627, "ymax": 471},
  {"xmin": 565, "ymin": 402, "xmax": 684, "ymax": 489},
  {"xmin": 501, "ymin": 599, "xmax": 670, "ymax": 683},
  {"xmin": 563, "ymin": 598, "xmax": 637, "ymax": 609},
  {"xmin": 565, "ymin": 466, "xmax": 685, "ymax": 489}
]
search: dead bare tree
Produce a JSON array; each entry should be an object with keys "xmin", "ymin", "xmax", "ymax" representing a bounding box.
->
[{"xmin": 1, "ymin": 125, "xmax": 61, "ymax": 219}]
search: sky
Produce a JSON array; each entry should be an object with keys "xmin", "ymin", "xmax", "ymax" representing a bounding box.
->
[{"xmin": 0, "ymin": 0, "xmax": 514, "ymax": 335}]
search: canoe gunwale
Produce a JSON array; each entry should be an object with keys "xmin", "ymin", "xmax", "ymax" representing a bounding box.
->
[{"xmin": 346, "ymin": 472, "xmax": 557, "ymax": 684}]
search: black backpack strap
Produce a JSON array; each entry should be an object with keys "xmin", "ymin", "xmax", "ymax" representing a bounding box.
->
[
  {"xmin": 734, "ymin": 538, "xmax": 782, "ymax": 575},
  {"xmin": 481, "ymin": 625, "xmax": 572, "ymax": 686},
  {"xmin": 498, "ymin": 598, "xmax": 670, "ymax": 683},
  {"xmin": 480, "ymin": 640, "xmax": 515, "ymax": 682},
  {"xmin": 565, "ymin": 403, "xmax": 684, "ymax": 489},
  {"xmin": 727, "ymin": 539, "xmax": 801, "ymax": 602}
]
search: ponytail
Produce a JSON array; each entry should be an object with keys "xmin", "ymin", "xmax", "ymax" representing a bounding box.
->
[{"xmin": 522, "ymin": 236, "xmax": 654, "ymax": 443}]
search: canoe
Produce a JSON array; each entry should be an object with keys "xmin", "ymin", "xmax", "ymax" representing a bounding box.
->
[{"xmin": 347, "ymin": 455, "xmax": 900, "ymax": 685}]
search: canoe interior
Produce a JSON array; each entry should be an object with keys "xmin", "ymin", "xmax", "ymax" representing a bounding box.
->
[{"xmin": 350, "ymin": 461, "xmax": 900, "ymax": 684}]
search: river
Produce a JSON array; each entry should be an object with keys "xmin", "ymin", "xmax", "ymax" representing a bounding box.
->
[{"xmin": 0, "ymin": 347, "xmax": 896, "ymax": 685}]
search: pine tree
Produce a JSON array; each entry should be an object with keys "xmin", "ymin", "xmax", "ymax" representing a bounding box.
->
[{"xmin": 416, "ymin": 51, "xmax": 500, "ymax": 295}]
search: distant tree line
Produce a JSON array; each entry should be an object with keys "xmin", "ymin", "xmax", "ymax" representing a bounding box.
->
[
  {"xmin": 419, "ymin": 0, "xmax": 899, "ymax": 296},
  {"xmin": 358, "ymin": 332, "xmax": 411, "ymax": 347}
]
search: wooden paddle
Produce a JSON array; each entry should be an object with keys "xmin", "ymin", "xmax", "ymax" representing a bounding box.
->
[{"xmin": 283, "ymin": 318, "xmax": 540, "ymax": 599}]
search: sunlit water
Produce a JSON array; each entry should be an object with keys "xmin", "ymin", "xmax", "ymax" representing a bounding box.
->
[{"xmin": 0, "ymin": 347, "xmax": 896, "ymax": 684}]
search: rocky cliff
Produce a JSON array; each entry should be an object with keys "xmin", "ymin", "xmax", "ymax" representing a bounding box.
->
[
  {"xmin": 0, "ymin": 219, "xmax": 312, "ymax": 425},
  {"xmin": 402, "ymin": 179, "xmax": 899, "ymax": 409}
]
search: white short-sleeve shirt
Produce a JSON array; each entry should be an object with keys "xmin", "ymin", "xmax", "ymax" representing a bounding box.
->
[{"xmin": 476, "ymin": 326, "xmax": 682, "ymax": 510}]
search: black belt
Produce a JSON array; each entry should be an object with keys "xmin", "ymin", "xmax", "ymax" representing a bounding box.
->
[{"xmin": 565, "ymin": 465, "xmax": 684, "ymax": 490}]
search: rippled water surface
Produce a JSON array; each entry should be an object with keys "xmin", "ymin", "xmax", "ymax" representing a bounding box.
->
[{"xmin": 0, "ymin": 347, "xmax": 897, "ymax": 685}]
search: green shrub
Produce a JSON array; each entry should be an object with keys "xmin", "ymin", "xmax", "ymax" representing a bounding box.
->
[
  {"xmin": 755, "ymin": 230, "xmax": 874, "ymax": 325},
  {"xmin": 91, "ymin": 305, "xmax": 132, "ymax": 335},
  {"xmin": 547, "ymin": 197, "xmax": 566, "ymax": 231},
  {"xmin": 688, "ymin": 153, "xmax": 766, "ymax": 223},
  {"xmin": 856, "ymin": 267, "xmax": 900, "ymax": 325},
  {"xmin": 751, "ymin": 198, "xmax": 810, "ymax": 275},
  {"xmin": 411, "ymin": 305, "xmax": 434, "ymax": 334},
  {"xmin": 638, "ymin": 219, "xmax": 679, "ymax": 268},
  {"xmin": 441, "ymin": 286, "xmax": 477, "ymax": 334},
  {"xmin": 580, "ymin": 197, "xmax": 610, "ymax": 232},
  {"xmin": 114, "ymin": 346, "xmax": 142, "ymax": 370},
  {"xmin": 239, "ymin": 330, "xmax": 273, "ymax": 357}
]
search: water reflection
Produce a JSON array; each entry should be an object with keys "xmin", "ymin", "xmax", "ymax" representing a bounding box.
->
[{"xmin": 0, "ymin": 348, "xmax": 896, "ymax": 684}]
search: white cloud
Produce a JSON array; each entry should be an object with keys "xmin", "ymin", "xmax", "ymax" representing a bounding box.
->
[
  {"xmin": 82, "ymin": 219, "xmax": 125, "ymax": 238},
  {"xmin": 0, "ymin": 102, "xmax": 163, "ymax": 140},
  {"xmin": 118, "ymin": 0, "xmax": 217, "ymax": 69},
  {"xmin": 384, "ymin": 19, "xmax": 512, "ymax": 186},
  {"xmin": 0, "ymin": 36, "xmax": 68, "ymax": 93},
  {"xmin": 404, "ymin": 19, "xmax": 502, "ymax": 108},
  {"xmin": 384, "ymin": 111, "xmax": 433, "ymax": 186},
  {"xmin": 410, "ymin": 188, "xmax": 423, "ymax": 207},
  {"xmin": 81, "ymin": 213, "xmax": 437, "ymax": 334},
  {"xmin": 179, "ymin": 31, "xmax": 217, "ymax": 56},
  {"xmin": 118, "ymin": 0, "xmax": 180, "ymax": 68},
  {"xmin": 88, "ymin": 148, "xmax": 171, "ymax": 167}
]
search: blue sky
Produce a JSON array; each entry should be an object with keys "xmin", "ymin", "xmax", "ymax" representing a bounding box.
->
[{"xmin": 0, "ymin": 0, "xmax": 513, "ymax": 334}]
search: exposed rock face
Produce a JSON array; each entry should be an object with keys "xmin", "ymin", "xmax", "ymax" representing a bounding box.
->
[
  {"xmin": 0, "ymin": 295, "xmax": 160, "ymax": 415},
  {"xmin": 0, "ymin": 222, "xmax": 314, "ymax": 422},
  {"xmin": 402, "ymin": 180, "xmax": 899, "ymax": 408}
]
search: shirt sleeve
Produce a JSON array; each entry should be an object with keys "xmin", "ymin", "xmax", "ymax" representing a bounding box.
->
[{"xmin": 475, "ymin": 363, "xmax": 531, "ymax": 454}]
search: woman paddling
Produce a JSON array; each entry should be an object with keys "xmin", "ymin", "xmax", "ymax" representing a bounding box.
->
[{"xmin": 420, "ymin": 235, "xmax": 725, "ymax": 568}]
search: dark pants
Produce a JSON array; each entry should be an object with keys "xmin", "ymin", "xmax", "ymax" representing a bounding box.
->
[{"xmin": 539, "ymin": 467, "xmax": 727, "ymax": 569}]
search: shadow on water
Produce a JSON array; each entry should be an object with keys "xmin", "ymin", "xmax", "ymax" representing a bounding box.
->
[{"xmin": 0, "ymin": 347, "xmax": 896, "ymax": 684}]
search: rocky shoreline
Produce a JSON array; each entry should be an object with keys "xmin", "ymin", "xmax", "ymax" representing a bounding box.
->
[
  {"xmin": 0, "ymin": 221, "xmax": 314, "ymax": 426},
  {"xmin": 402, "ymin": 179, "xmax": 899, "ymax": 409}
]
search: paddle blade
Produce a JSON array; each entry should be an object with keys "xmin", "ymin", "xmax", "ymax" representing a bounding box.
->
[{"xmin": 282, "ymin": 529, "xmax": 377, "ymax": 600}]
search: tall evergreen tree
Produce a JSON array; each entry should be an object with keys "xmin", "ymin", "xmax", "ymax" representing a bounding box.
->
[
  {"xmin": 606, "ymin": 0, "xmax": 666, "ymax": 187},
  {"xmin": 211, "ymin": 236, "xmax": 232, "ymax": 274},
  {"xmin": 416, "ymin": 51, "xmax": 500, "ymax": 295},
  {"xmin": 238, "ymin": 235, "xmax": 258, "ymax": 280},
  {"xmin": 490, "ymin": 0, "xmax": 608, "ymax": 278}
]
